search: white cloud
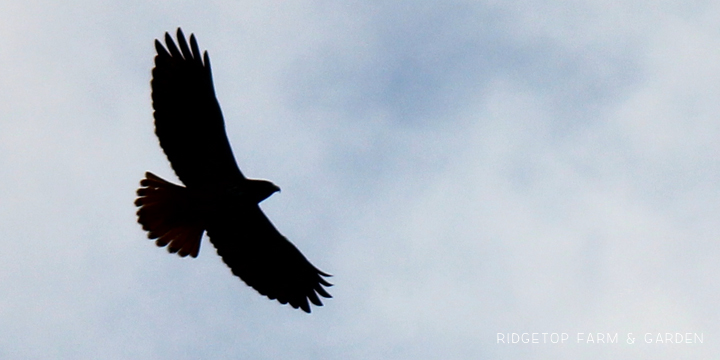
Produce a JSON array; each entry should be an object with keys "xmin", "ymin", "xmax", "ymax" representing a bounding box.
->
[{"xmin": 0, "ymin": 0, "xmax": 718, "ymax": 358}]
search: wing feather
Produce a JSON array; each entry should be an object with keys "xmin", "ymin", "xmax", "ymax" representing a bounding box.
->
[
  {"xmin": 206, "ymin": 204, "xmax": 332, "ymax": 313},
  {"xmin": 151, "ymin": 28, "xmax": 244, "ymax": 188}
]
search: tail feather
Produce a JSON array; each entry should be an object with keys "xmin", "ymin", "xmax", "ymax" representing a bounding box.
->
[{"xmin": 135, "ymin": 172, "xmax": 205, "ymax": 258}]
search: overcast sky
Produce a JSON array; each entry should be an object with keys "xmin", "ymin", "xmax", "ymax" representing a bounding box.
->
[{"xmin": 1, "ymin": 0, "xmax": 720, "ymax": 359}]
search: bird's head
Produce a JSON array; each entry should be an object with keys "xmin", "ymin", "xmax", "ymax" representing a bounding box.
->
[{"xmin": 245, "ymin": 179, "xmax": 281, "ymax": 203}]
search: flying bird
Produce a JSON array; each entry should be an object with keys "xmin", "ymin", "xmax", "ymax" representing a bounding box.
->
[{"xmin": 135, "ymin": 28, "xmax": 332, "ymax": 313}]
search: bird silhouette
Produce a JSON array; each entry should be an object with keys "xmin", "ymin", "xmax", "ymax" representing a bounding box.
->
[{"xmin": 135, "ymin": 28, "xmax": 332, "ymax": 313}]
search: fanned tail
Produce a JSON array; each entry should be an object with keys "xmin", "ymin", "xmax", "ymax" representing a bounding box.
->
[{"xmin": 135, "ymin": 172, "xmax": 205, "ymax": 258}]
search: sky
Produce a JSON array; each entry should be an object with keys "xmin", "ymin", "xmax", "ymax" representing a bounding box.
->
[{"xmin": 1, "ymin": 0, "xmax": 720, "ymax": 359}]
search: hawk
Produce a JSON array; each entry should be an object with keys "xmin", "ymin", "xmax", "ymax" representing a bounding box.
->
[{"xmin": 135, "ymin": 28, "xmax": 332, "ymax": 313}]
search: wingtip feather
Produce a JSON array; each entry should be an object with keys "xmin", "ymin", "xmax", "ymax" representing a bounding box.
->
[{"xmin": 316, "ymin": 286, "xmax": 332, "ymax": 299}]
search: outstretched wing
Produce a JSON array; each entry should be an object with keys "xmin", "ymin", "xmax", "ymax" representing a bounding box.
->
[
  {"xmin": 206, "ymin": 204, "xmax": 332, "ymax": 313},
  {"xmin": 151, "ymin": 28, "xmax": 244, "ymax": 189}
]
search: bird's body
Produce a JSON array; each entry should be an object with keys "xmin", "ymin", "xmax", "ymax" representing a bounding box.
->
[{"xmin": 135, "ymin": 29, "xmax": 331, "ymax": 313}]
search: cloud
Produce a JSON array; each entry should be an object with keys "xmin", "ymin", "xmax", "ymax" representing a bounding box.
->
[{"xmin": 0, "ymin": 0, "xmax": 718, "ymax": 359}]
